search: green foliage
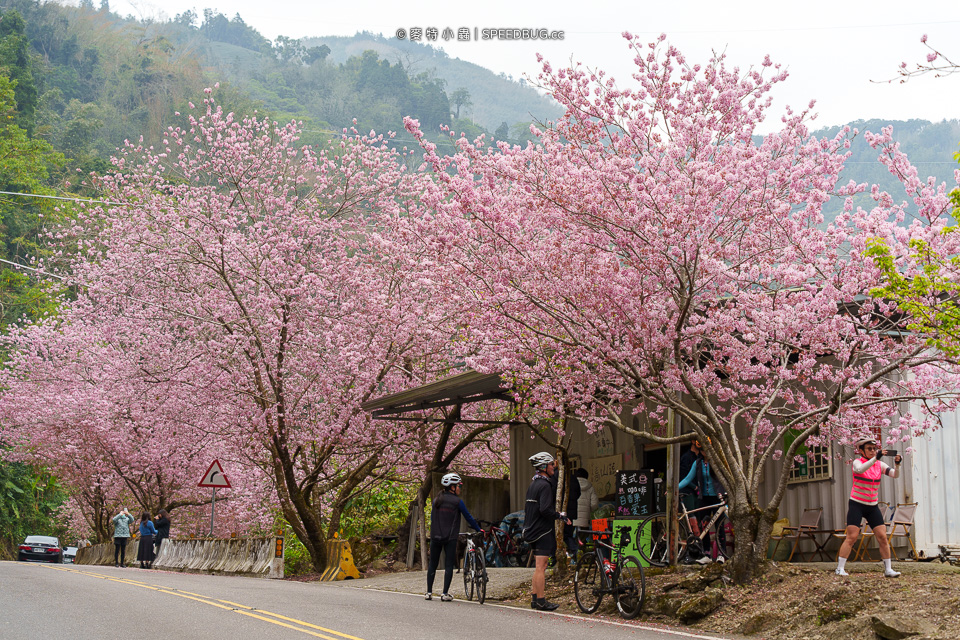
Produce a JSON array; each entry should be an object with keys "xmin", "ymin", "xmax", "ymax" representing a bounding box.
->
[
  {"xmin": 450, "ymin": 87, "xmax": 471, "ymax": 119},
  {"xmin": 301, "ymin": 33, "xmax": 562, "ymax": 132},
  {"xmin": 866, "ymin": 231, "xmax": 960, "ymax": 356},
  {"xmin": 0, "ymin": 72, "xmax": 67, "ymax": 331},
  {"xmin": 0, "ymin": 9, "xmax": 38, "ymax": 134},
  {"xmin": 0, "ymin": 459, "xmax": 68, "ymax": 559},
  {"xmin": 336, "ymin": 481, "xmax": 413, "ymax": 540},
  {"xmin": 200, "ymin": 9, "xmax": 270, "ymax": 53},
  {"xmin": 282, "ymin": 534, "xmax": 314, "ymax": 576}
]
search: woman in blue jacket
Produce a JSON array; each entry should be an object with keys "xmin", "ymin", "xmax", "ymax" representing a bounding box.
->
[{"xmin": 137, "ymin": 512, "xmax": 157, "ymax": 569}]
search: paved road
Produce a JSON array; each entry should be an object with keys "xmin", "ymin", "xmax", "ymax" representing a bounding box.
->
[{"xmin": 0, "ymin": 561, "xmax": 736, "ymax": 640}]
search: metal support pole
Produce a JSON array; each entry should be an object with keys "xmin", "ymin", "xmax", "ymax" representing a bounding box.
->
[{"xmin": 210, "ymin": 487, "xmax": 217, "ymax": 536}]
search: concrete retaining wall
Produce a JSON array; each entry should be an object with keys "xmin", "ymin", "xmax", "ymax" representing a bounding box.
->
[{"xmin": 75, "ymin": 537, "xmax": 282, "ymax": 577}]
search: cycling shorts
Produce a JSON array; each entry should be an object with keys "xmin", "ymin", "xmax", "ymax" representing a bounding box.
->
[
  {"xmin": 845, "ymin": 499, "xmax": 885, "ymax": 529},
  {"xmin": 530, "ymin": 531, "xmax": 557, "ymax": 557}
]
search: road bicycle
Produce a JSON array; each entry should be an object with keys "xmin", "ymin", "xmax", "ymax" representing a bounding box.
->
[
  {"xmin": 459, "ymin": 530, "xmax": 487, "ymax": 604},
  {"xmin": 637, "ymin": 494, "xmax": 732, "ymax": 567},
  {"xmin": 477, "ymin": 519, "xmax": 530, "ymax": 568},
  {"xmin": 573, "ymin": 529, "xmax": 645, "ymax": 619}
]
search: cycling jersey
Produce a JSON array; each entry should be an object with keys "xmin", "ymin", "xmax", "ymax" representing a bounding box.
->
[
  {"xmin": 850, "ymin": 456, "xmax": 897, "ymax": 505},
  {"xmin": 523, "ymin": 475, "xmax": 562, "ymax": 543},
  {"xmin": 430, "ymin": 491, "xmax": 481, "ymax": 541}
]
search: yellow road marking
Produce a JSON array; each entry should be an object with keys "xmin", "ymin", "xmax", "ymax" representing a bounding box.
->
[
  {"xmin": 38, "ymin": 565, "xmax": 365, "ymax": 640},
  {"xmin": 214, "ymin": 599, "xmax": 366, "ymax": 640}
]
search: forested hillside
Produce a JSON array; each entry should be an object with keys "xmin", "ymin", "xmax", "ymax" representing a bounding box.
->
[
  {"xmin": 811, "ymin": 119, "xmax": 960, "ymax": 222},
  {"xmin": 306, "ymin": 32, "xmax": 563, "ymax": 132}
]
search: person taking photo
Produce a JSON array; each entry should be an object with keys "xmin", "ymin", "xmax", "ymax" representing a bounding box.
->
[{"xmin": 835, "ymin": 437, "xmax": 903, "ymax": 577}]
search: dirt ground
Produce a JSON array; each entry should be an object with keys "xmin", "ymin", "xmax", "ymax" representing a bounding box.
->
[
  {"xmin": 301, "ymin": 556, "xmax": 960, "ymax": 639},
  {"xmin": 496, "ymin": 560, "xmax": 960, "ymax": 639}
]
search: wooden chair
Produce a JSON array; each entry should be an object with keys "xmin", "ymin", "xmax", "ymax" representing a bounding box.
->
[
  {"xmin": 887, "ymin": 503, "xmax": 919, "ymax": 560},
  {"xmin": 855, "ymin": 502, "xmax": 917, "ymax": 561},
  {"xmin": 770, "ymin": 507, "xmax": 822, "ymax": 561}
]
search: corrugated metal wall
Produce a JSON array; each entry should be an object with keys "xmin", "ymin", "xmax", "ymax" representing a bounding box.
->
[
  {"xmin": 509, "ymin": 415, "xmax": 642, "ymax": 512},
  {"xmin": 757, "ymin": 443, "xmax": 912, "ymax": 558},
  {"xmin": 508, "ymin": 413, "xmax": 924, "ymax": 559},
  {"xmin": 909, "ymin": 404, "xmax": 960, "ymax": 556}
]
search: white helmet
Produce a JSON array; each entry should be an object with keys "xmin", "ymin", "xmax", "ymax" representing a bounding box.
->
[
  {"xmin": 855, "ymin": 438, "xmax": 877, "ymax": 449},
  {"xmin": 529, "ymin": 452, "xmax": 555, "ymax": 470},
  {"xmin": 441, "ymin": 472, "xmax": 462, "ymax": 487}
]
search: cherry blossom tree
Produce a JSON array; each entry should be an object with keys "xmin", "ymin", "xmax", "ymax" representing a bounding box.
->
[
  {"xmin": 26, "ymin": 91, "xmax": 467, "ymax": 570},
  {"xmin": 0, "ymin": 299, "xmax": 268, "ymax": 541},
  {"xmin": 405, "ymin": 35, "xmax": 960, "ymax": 582},
  {"xmin": 887, "ymin": 34, "xmax": 960, "ymax": 82}
]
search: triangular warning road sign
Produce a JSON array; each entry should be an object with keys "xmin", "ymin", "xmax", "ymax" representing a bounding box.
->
[{"xmin": 198, "ymin": 459, "xmax": 232, "ymax": 488}]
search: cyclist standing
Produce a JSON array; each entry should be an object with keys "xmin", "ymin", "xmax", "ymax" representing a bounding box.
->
[
  {"xmin": 679, "ymin": 439, "xmax": 725, "ymax": 562},
  {"xmin": 835, "ymin": 438, "xmax": 902, "ymax": 577},
  {"xmin": 426, "ymin": 472, "xmax": 482, "ymax": 601},
  {"xmin": 523, "ymin": 452, "xmax": 571, "ymax": 611}
]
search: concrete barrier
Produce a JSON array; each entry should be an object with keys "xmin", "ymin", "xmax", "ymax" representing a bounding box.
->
[
  {"xmin": 319, "ymin": 538, "xmax": 360, "ymax": 581},
  {"xmin": 75, "ymin": 537, "xmax": 283, "ymax": 578}
]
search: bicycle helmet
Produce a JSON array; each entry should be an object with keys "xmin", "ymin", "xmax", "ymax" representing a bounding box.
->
[
  {"xmin": 440, "ymin": 472, "xmax": 462, "ymax": 487},
  {"xmin": 855, "ymin": 437, "xmax": 877, "ymax": 449},
  {"xmin": 529, "ymin": 452, "xmax": 555, "ymax": 471}
]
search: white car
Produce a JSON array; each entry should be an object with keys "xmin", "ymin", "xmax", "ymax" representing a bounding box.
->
[{"xmin": 63, "ymin": 546, "xmax": 78, "ymax": 563}]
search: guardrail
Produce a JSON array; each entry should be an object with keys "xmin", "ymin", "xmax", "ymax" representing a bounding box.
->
[{"xmin": 75, "ymin": 537, "xmax": 284, "ymax": 578}]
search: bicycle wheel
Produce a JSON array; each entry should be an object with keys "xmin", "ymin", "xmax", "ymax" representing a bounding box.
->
[
  {"xmin": 462, "ymin": 551, "xmax": 475, "ymax": 600},
  {"xmin": 474, "ymin": 552, "xmax": 487, "ymax": 604},
  {"xmin": 573, "ymin": 554, "xmax": 604, "ymax": 613},
  {"xmin": 675, "ymin": 516, "xmax": 698, "ymax": 565},
  {"xmin": 614, "ymin": 556, "xmax": 645, "ymax": 620},
  {"xmin": 637, "ymin": 514, "xmax": 670, "ymax": 567},
  {"xmin": 706, "ymin": 513, "xmax": 731, "ymax": 560}
]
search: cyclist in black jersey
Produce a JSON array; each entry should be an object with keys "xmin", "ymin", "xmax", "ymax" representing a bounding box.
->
[
  {"xmin": 425, "ymin": 472, "xmax": 482, "ymax": 602},
  {"xmin": 524, "ymin": 452, "xmax": 571, "ymax": 611}
]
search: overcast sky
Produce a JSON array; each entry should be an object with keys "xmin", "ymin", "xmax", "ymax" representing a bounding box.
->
[{"xmin": 114, "ymin": 0, "xmax": 959, "ymax": 134}]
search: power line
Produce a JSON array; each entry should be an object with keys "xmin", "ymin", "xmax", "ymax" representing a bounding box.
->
[{"xmin": 0, "ymin": 257, "xmax": 221, "ymax": 325}]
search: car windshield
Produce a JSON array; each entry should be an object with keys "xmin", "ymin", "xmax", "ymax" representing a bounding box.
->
[{"xmin": 24, "ymin": 536, "xmax": 59, "ymax": 545}]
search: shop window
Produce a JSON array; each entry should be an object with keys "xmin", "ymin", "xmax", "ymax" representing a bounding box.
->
[{"xmin": 784, "ymin": 430, "xmax": 832, "ymax": 484}]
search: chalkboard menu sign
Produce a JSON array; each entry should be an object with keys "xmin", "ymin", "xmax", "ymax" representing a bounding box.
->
[{"xmin": 615, "ymin": 468, "xmax": 656, "ymax": 517}]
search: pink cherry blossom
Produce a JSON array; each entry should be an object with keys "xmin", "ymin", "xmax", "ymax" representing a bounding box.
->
[{"xmin": 404, "ymin": 36, "xmax": 960, "ymax": 582}]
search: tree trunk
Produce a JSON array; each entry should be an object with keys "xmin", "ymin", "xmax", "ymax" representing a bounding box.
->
[
  {"xmin": 726, "ymin": 498, "xmax": 779, "ymax": 584},
  {"xmin": 553, "ymin": 448, "xmax": 569, "ymax": 579},
  {"xmin": 418, "ymin": 491, "xmax": 428, "ymax": 569}
]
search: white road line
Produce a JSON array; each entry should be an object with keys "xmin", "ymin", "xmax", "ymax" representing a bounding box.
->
[{"xmin": 344, "ymin": 586, "xmax": 733, "ymax": 639}]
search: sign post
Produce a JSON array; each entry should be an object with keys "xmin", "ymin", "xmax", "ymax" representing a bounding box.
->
[{"xmin": 197, "ymin": 460, "xmax": 231, "ymax": 536}]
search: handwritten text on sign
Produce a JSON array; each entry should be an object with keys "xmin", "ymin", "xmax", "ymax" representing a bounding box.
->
[{"xmin": 616, "ymin": 469, "xmax": 654, "ymax": 517}]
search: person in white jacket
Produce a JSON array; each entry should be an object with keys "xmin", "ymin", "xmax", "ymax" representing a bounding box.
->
[{"xmin": 573, "ymin": 468, "xmax": 599, "ymax": 529}]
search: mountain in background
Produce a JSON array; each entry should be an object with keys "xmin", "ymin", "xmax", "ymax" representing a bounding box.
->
[
  {"xmin": 0, "ymin": 0, "xmax": 956, "ymax": 216},
  {"xmin": 302, "ymin": 32, "xmax": 562, "ymax": 133}
]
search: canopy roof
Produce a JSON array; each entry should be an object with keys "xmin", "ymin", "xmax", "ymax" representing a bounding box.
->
[{"xmin": 361, "ymin": 370, "xmax": 514, "ymax": 421}]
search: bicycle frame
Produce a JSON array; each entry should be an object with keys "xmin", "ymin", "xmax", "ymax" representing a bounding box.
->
[
  {"xmin": 573, "ymin": 529, "xmax": 646, "ymax": 619},
  {"xmin": 678, "ymin": 496, "xmax": 728, "ymax": 545},
  {"xmin": 459, "ymin": 530, "xmax": 487, "ymax": 604},
  {"xmin": 478, "ymin": 519, "xmax": 527, "ymax": 566}
]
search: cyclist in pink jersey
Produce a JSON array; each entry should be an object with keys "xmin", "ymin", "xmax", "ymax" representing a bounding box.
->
[{"xmin": 835, "ymin": 438, "xmax": 902, "ymax": 577}]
